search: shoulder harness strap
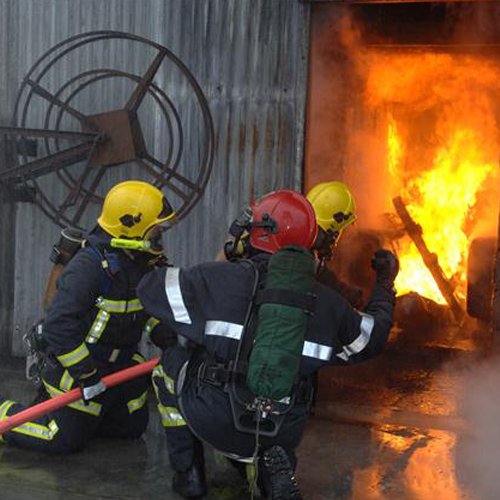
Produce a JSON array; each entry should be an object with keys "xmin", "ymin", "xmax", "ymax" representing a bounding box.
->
[{"xmin": 81, "ymin": 243, "xmax": 121, "ymax": 295}]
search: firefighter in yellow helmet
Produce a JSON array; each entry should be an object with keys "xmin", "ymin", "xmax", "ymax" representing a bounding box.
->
[
  {"xmin": 306, "ymin": 181, "xmax": 356, "ymax": 256},
  {"xmin": 0, "ymin": 180, "xmax": 176, "ymax": 453},
  {"xmin": 97, "ymin": 180, "xmax": 175, "ymax": 253},
  {"xmin": 306, "ymin": 181, "xmax": 363, "ymax": 309}
]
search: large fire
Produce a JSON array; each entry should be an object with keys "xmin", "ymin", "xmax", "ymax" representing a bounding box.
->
[{"xmin": 365, "ymin": 52, "xmax": 500, "ymax": 304}]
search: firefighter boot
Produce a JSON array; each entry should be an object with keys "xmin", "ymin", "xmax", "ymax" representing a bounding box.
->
[
  {"xmin": 260, "ymin": 445, "xmax": 303, "ymax": 500},
  {"xmin": 172, "ymin": 461, "xmax": 207, "ymax": 498}
]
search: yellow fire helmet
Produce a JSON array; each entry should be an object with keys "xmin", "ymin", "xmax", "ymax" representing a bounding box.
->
[
  {"xmin": 97, "ymin": 180, "xmax": 175, "ymax": 245},
  {"xmin": 306, "ymin": 181, "xmax": 356, "ymax": 239}
]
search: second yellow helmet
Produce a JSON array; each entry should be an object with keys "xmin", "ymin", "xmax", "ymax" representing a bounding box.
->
[{"xmin": 306, "ymin": 181, "xmax": 356, "ymax": 237}]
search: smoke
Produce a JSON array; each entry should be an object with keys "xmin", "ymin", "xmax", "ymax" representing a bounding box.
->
[
  {"xmin": 445, "ymin": 350, "xmax": 500, "ymax": 499},
  {"xmin": 305, "ymin": 7, "xmax": 351, "ymax": 190},
  {"xmin": 452, "ymin": 2, "xmax": 500, "ymax": 240},
  {"xmin": 309, "ymin": 5, "xmax": 500, "ymax": 237},
  {"xmin": 307, "ymin": 4, "xmax": 500, "ymax": 494},
  {"xmin": 452, "ymin": 3, "xmax": 500, "ymax": 45},
  {"xmin": 307, "ymin": 10, "xmax": 394, "ymax": 230}
]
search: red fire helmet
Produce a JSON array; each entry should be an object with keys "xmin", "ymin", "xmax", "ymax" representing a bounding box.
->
[{"xmin": 249, "ymin": 190, "xmax": 318, "ymax": 254}]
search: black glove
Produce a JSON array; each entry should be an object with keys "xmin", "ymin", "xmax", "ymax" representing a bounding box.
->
[
  {"xmin": 371, "ymin": 249, "xmax": 399, "ymax": 288},
  {"xmin": 79, "ymin": 369, "xmax": 106, "ymax": 403},
  {"xmin": 150, "ymin": 324, "xmax": 177, "ymax": 351}
]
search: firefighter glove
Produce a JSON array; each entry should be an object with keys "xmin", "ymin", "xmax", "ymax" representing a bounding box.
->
[
  {"xmin": 371, "ymin": 249, "xmax": 399, "ymax": 288},
  {"xmin": 79, "ymin": 369, "xmax": 106, "ymax": 403}
]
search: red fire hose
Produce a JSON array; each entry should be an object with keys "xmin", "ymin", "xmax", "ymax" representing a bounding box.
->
[{"xmin": 0, "ymin": 357, "xmax": 160, "ymax": 435}]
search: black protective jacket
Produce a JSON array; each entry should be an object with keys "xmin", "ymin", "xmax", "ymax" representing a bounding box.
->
[
  {"xmin": 138, "ymin": 252, "xmax": 395, "ymax": 457},
  {"xmin": 138, "ymin": 252, "xmax": 395, "ymax": 376},
  {"xmin": 42, "ymin": 229, "xmax": 166, "ymax": 380}
]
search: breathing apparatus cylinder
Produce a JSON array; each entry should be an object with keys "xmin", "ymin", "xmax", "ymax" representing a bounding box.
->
[
  {"xmin": 43, "ymin": 228, "xmax": 85, "ymax": 311},
  {"xmin": 246, "ymin": 245, "xmax": 316, "ymax": 401}
]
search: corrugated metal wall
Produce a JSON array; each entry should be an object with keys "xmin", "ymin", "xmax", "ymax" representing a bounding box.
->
[{"xmin": 0, "ymin": 0, "xmax": 311, "ymax": 355}]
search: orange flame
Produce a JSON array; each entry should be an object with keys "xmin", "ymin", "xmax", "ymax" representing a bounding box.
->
[{"xmin": 365, "ymin": 52, "xmax": 499, "ymax": 303}]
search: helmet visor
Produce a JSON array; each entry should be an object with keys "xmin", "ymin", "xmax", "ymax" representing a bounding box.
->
[
  {"xmin": 144, "ymin": 225, "xmax": 166, "ymax": 254},
  {"xmin": 158, "ymin": 196, "xmax": 175, "ymax": 221},
  {"xmin": 140, "ymin": 196, "xmax": 175, "ymax": 243}
]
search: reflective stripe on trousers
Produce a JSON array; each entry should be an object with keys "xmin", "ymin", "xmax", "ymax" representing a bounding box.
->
[
  {"xmin": 0, "ymin": 400, "xmax": 60, "ymax": 441},
  {"xmin": 43, "ymin": 380, "xmax": 102, "ymax": 417}
]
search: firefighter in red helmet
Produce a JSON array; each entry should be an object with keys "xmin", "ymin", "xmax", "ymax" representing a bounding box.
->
[
  {"xmin": 138, "ymin": 189, "xmax": 398, "ymax": 499},
  {"xmin": 222, "ymin": 181, "xmax": 364, "ymax": 308}
]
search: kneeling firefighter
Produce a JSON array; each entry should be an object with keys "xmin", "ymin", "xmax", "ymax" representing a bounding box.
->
[
  {"xmin": 138, "ymin": 189, "xmax": 399, "ymax": 499},
  {"xmin": 0, "ymin": 180, "xmax": 175, "ymax": 453}
]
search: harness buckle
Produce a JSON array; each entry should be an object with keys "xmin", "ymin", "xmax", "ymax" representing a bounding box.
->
[
  {"xmin": 108, "ymin": 349, "xmax": 120, "ymax": 363},
  {"xmin": 198, "ymin": 362, "xmax": 230, "ymax": 387}
]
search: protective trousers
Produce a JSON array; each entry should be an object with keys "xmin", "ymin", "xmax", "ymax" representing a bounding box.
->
[
  {"xmin": 179, "ymin": 367, "xmax": 310, "ymax": 460},
  {"xmin": 0, "ymin": 355, "xmax": 149, "ymax": 453},
  {"xmin": 152, "ymin": 345, "xmax": 309, "ymax": 469},
  {"xmin": 151, "ymin": 344, "xmax": 204, "ymax": 472}
]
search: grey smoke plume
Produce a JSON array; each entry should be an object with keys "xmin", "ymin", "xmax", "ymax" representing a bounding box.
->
[{"xmin": 453, "ymin": 352, "xmax": 500, "ymax": 500}]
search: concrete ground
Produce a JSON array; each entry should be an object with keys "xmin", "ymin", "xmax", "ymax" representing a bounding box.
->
[{"xmin": 0, "ymin": 325, "xmax": 498, "ymax": 500}]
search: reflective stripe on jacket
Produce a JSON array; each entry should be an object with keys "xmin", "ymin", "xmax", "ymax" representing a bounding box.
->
[
  {"xmin": 137, "ymin": 253, "xmax": 395, "ymax": 376},
  {"xmin": 43, "ymin": 231, "xmax": 164, "ymax": 379}
]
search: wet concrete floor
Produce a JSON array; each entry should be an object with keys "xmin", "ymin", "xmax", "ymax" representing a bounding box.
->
[{"xmin": 0, "ymin": 335, "xmax": 498, "ymax": 500}]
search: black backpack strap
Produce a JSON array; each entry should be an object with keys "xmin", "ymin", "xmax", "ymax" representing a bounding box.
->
[
  {"xmin": 232, "ymin": 260, "xmax": 262, "ymax": 375},
  {"xmin": 81, "ymin": 244, "xmax": 121, "ymax": 295},
  {"xmin": 254, "ymin": 288, "xmax": 317, "ymax": 315},
  {"xmin": 223, "ymin": 260, "xmax": 291, "ymax": 437}
]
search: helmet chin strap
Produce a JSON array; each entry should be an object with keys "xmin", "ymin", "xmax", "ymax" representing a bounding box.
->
[
  {"xmin": 314, "ymin": 228, "xmax": 340, "ymax": 274},
  {"xmin": 225, "ymin": 207, "xmax": 253, "ymax": 260},
  {"xmin": 122, "ymin": 248, "xmax": 169, "ymax": 267}
]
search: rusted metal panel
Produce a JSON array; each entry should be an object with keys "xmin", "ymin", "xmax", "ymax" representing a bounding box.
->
[
  {"xmin": 0, "ymin": 138, "xmax": 16, "ymax": 354},
  {"xmin": 0, "ymin": 1, "xmax": 17, "ymax": 354},
  {"xmin": 0, "ymin": 0, "xmax": 311, "ymax": 355}
]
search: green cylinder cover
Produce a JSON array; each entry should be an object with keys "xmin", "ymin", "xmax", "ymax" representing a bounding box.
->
[{"xmin": 246, "ymin": 245, "xmax": 316, "ymax": 401}]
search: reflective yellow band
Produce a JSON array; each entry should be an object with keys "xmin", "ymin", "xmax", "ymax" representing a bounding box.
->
[
  {"xmin": 0, "ymin": 400, "xmax": 14, "ymax": 420},
  {"xmin": 127, "ymin": 391, "xmax": 148, "ymax": 414},
  {"xmin": 0, "ymin": 400, "xmax": 60, "ymax": 441},
  {"xmin": 133, "ymin": 352, "xmax": 146, "ymax": 365},
  {"xmin": 143, "ymin": 317, "xmax": 160, "ymax": 337},
  {"xmin": 151, "ymin": 367, "xmax": 162, "ymax": 401},
  {"xmin": 11, "ymin": 419, "xmax": 60, "ymax": 441},
  {"xmin": 152, "ymin": 364, "xmax": 164, "ymax": 379},
  {"xmin": 157, "ymin": 404, "xmax": 186, "ymax": 428},
  {"xmin": 86, "ymin": 297, "xmax": 145, "ymax": 345},
  {"xmin": 43, "ymin": 381, "xmax": 102, "ymax": 417},
  {"xmin": 95, "ymin": 296, "xmax": 143, "ymax": 314},
  {"xmin": 0, "ymin": 400, "xmax": 15, "ymax": 443},
  {"xmin": 86, "ymin": 309, "xmax": 110, "ymax": 344},
  {"xmin": 152, "ymin": 364, "xmax": 175, "ymax": 395},
  {"xmin": 59, "ymin": 370, "xmax": 74, "ymax": 392},
  {"xmin": 56, "ymin": 342, "xmax": 90, "ymax": 368}
]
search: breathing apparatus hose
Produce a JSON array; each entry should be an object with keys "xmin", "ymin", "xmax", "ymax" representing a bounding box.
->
[{"xmin": 249, "ymin": 405, "xmax": 263, "ymax": 499}]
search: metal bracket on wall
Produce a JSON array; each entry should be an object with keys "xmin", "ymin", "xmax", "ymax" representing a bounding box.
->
[{"xmin": 0, "ymin": 134, "xmax": 37, "ymax": 203}]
